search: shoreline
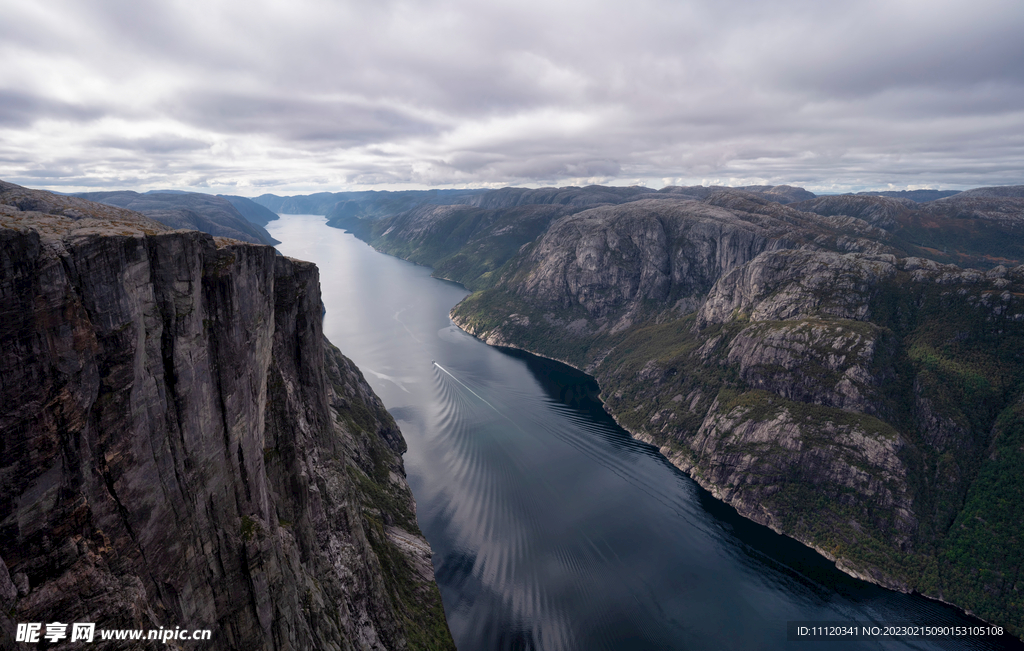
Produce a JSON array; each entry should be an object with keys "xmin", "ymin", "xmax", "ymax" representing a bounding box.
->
[
  {"xmin": 447, "ymin": 310, "xmax": 1006, "ymax": 635},
  {"xmin": 325, "ymin": 217, "xmax": 1013, "ymax": 640}
]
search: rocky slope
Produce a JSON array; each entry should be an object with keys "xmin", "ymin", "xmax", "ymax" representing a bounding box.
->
[
  {"xmin": 656, "ymin": 183, "xmax": 816, "ymax": 204},
  {"xmin": 449, "ymin": 197, "xmax": 1024, "ymax": 635},
  {"xmin": 0, "ymin": 183, "xmax": 453, "ymax": 650},
  {"xmin": 219, "ymin": 195, "xmax": 282, "ymax": 228},
  {"xmin": 325, "ymin": 183, "xmax": 1024, "ymax": 636}
]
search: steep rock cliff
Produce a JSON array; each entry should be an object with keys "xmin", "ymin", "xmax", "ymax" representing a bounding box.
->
[
  {"xmin": 445, "ymin": 190, "xmax": 1024, "ymax": 635},
  {"xmin": 0, "ymin": 189, "xmax": 453, "ymax": 649}
]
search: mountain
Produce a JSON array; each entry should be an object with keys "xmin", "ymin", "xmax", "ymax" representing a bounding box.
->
[
  {"xmin": 253, "ymin": 191, "xmax": 353, "ymax": 215},
  {"xmin": 219, "ymin": 194, "xmax": 282, "ymax": 227},
  {"xmin": 0, "ymin": 181, "xmax": 454, "ymax": 650},
  {"xmin": 656, "ymin": 184, "xmax": 816, "ymax": 204},
  {"xmin": 73, "ymin": 190, "xmax": 281, "ymax": 245},
  {"xmin": 791, "ymin": 193, "xmax": 1024, "ymax": 267},
  {"xmin": 330, "ymin": 182, "xmax": 1024, "ymax": 637},
  {"xmin": 952, "ymin": 185, "xmax": 1024, "ymax": 199},
  {"xmin": 853, "ymin": 189, "xmax": 962, "ymax": 202},
  {"xmin": 253, "ymin": 189, "xmax": 480, "ymax": 218}
]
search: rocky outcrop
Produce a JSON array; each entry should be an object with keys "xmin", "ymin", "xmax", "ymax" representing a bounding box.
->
[
  {"xmin": 453, "ymin": 196, "xmax": 905, "ymax": 346},
  {"xmin": 790, "ymin": 195, "xmax": 913, "ymax": 230},
  {"xmin": 506, "ymin": 199, "xmax": 775, "ymax": 322},
  {"xmin": 0, "ymin": 181, "xmax": 168, "ymax": 232},
  {"xmin": 722, "ymin": 318, "xmax": 892, "ymax": 414},
  {"xmin": 696, "ymin": 250, "xmax": 898, "ymax": 326},
  {"xmin": 0, "ymin": 187, "xmax": 453, "ymax": 649}
]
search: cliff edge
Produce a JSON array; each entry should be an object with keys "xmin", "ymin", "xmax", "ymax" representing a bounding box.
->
[{"xmin": 0, "ymin": 182, "xmax": 453, "ymax": 650}]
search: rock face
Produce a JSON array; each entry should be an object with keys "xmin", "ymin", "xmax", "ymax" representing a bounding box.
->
[
  {"xmin": 0, "ymin": 185, "xmax": 453, "ymax": 650},
  {"xmin": 434, "ymin": 187, "xmax": 1024, "ymax": 636}
]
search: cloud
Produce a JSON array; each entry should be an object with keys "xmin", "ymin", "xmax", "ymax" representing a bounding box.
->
[
  {"xmin": 0, "ymin": 0, "xmax": 1022, "ymax": 194},
  {"xmin": 90, "ymin": 134, "xmax": 211, "ymax": 154},
  {"xmin": 167, "ymin": 91, "xmax": 439, "ymax": 144},
  {"xmin": 0, "ymin": 90, "xmax": 105, "ymax": 127}
]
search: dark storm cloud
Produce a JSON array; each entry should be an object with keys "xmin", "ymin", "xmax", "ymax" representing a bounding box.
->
[{"xmin": 1, "ymin": 0, "xmax": 1022, "ymax": 192}]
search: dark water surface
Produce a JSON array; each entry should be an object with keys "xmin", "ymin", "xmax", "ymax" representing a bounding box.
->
[{"xmin": 268, "ymin": 215, "xmax": 1020, "ymax": 651}]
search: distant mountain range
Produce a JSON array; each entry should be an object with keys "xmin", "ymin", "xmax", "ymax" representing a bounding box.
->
[
  {"xmin": 73, "ymin": 190, "xmax": 281, "ymax": 245},
  {"xmin": 853, "ymin": 189, "xmax": 961, "ymax": 202},
  {"xmin": 250, "ymin": 184, "xmax": 976, "ymax": 220}
]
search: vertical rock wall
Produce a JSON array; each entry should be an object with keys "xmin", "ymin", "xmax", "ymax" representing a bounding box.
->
[{"xmin": 0, "ymin": 217, "xmax": 451, "ymax": 649}]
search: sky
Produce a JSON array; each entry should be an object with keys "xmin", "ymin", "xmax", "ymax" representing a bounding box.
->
[{"xmin": 1, "ymin": 0, "xmax": 1023, "ymax": 195}]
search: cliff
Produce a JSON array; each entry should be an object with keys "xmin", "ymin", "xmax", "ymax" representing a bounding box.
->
[
  {"xmin": 448, "ymin": 197, "xmax": 1024, "ymax": 635},
  {"xmin": 326, "ymin": 183, "xmax": 1024, "ymax": 636},
  {"xmin": 0, "ymin": 183, "xmax": 453, "ymax": 650}
]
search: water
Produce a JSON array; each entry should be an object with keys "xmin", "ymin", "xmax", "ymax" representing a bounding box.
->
[{"xmin": 268, "ymin": 214, "xmax": 1021, "ymax": 651}]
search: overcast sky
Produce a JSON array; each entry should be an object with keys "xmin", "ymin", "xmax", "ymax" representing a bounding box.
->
[{"xmin": 1, "ymin": 0, "xmax": 1022, "ymax": 195}]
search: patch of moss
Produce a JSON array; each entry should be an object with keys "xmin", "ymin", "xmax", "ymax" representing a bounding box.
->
[{"xmin": 240, "ymin": 515, "xmax": 258, "ymax": 541}]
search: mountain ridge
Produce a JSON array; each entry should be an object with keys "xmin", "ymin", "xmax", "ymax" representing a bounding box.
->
[{"xmin": 73, "ymin": 190, "xmax": 281, "ymax": 245}]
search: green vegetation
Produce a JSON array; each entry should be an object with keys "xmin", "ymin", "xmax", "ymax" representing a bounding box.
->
[
  {"xmin": 240, "ymin": 515, "xmax": 258, "ymax": 541},
  {"xmin": 350, "ymin": 458, "xmax": 453, "ymax": 649},
  {"xmin": 936, "ymin": 399, "xmax": 1024, "ymax": 636},
  {"xmin": 452, "ymin": 289, "xmax": 614, "ymax": 366}
]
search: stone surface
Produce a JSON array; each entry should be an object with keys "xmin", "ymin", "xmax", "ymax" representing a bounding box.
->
[{"xmin": 0, "ymin": 186, "xmax": 453, "ymax": 650}]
